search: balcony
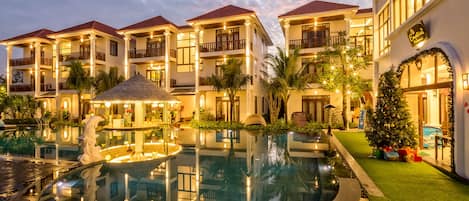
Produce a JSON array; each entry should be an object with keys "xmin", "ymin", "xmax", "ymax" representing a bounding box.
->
[
  {"xmin": 200, "ymin": 39, "xmax": 246, "ymax": 53},
  {"xmin": 10, "ymin": 84, "xmax": 33, "ymax": 92},
  {"xmin": 199, "ymin": 77, "xmax": 211, "ymax": 86},
  {"xmin": 60, "ymin": 51, "xmax": 106, "ymax": 62},
  {"xmin": 289, "ymin": 35, "xmax": 346, "ymax": 50},
  {"xmin": 129, "ymin": 48, "xmax": 164, "ymax": 58},
  {"xmin": 9, "ymin": 57, "xmax": 53, "ymax": 67},
  {"xmin": 59, "ymin": 82, "xmax": 73, "ymax": 90}
]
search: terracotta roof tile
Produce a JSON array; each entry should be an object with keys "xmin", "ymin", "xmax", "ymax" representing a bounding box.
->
[
  {"xmin": 118, "ymin": 16, "xmax": 176, "ymax": 32},
  {"xmin": 52, "ymin": 20, "xmax": 121, "ymax": 38},
  {"xmin": 357, "ymin": 8, "xmax": 373, "ymax": 14},
  {"xmin": 1, "ymin": 28, "xmax": 54, "ymax": 43},
  {"xmin": 188, "ymin": 5, "xmax": 254, "ymax": 22},
  {"xmin": 279, "ymin": 0, "xmax": 358, "ymax": 17}
]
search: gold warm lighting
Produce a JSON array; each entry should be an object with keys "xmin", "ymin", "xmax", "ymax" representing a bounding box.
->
[{"xmin": 463, "ymin": 73, "xmax": 469, "ymax": 90}]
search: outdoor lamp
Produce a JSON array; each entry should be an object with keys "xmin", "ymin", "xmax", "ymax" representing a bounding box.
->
[
  {"xmin": 463, "ymin": 73, "xmax": 469, "ymax": 90},
  {"xmin": 105, "ymin": 102, "xmax": 111, "ymax": 108}
]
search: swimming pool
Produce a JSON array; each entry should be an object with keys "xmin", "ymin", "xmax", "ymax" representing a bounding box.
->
[{"xmin": 38, "ymin": 129, "xmax": 340, "ymax": 201}]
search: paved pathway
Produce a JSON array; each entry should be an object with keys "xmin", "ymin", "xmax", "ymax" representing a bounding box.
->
[{"xmin": 331, "ymin": 134, "xmax": 384, "ymax": 197}]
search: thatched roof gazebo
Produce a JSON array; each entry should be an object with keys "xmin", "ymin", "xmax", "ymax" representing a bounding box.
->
[
  {"xmin": 91, "ymin": 74, "xmax": 179, "ymax": 130},
  {"xmin": 93, "ymin": 74, "xmax": 179, "ymax": 103}
]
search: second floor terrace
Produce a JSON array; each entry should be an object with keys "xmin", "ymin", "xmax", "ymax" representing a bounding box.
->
[{"xmin": 10, "ymin": 57, "xmax": 53, "ymax": 67}]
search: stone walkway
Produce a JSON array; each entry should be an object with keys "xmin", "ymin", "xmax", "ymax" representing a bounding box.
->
[{"xmin": 330, "ymin": 134, "xmax": 384, "ymax": 197}]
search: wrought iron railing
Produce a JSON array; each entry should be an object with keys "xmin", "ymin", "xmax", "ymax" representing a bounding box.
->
[
  {"xmin": 128, "ymin": 48, "xmax": 165, "ymax": 58},
  {"xmin": 200, "ymin": 39, "xmax": 246, "ymax": 53},
  {"xmin": 289, "ymin": 35, "xmax": 346, "ymax": 49},
  {"xmin": 10, "ymin": 57, "xmax": 34, "ymax": 66}
]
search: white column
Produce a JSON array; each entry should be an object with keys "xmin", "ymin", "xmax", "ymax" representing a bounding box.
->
[
  {"xmin": 164, "ymin": 29, "xmax": 171, "ymax": 92},
  {"xmin": 124, "ymin": 34, "xmax": 130, "ymax": 79},
  {"xmin": 90, "ymin": 33, "xmax": 96, "ymax": 77},
  {"xmin": 194, "ymin": 26, "xmax": 201, "ymax": 120},
  {"xmin": 34, "ymin": 41, "xmax": 41, "ymax": 97},
  {"xmin": 54, "ymin": 41, "xmax": 61, "ymax": 116},
  {"xmin": 283, "ymin": 21, "xmax": 290, "ymax": 54},
  {"xmin": 245, "ymin": 19, "xmax": 252, "ymax": 117},
  {"xmin": 6, "ymin": 46, "xmax": 11, "ymax": 95}
]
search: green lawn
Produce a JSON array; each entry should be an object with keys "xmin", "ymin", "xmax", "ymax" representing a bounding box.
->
[{"xmin": 335, "ymin": 132, "xmax": 469, "ymax": 201}]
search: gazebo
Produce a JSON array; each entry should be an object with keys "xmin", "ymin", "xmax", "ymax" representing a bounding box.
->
[{"xmin": 91, "ymin": 74, "xmax": 180, "ymax": 129}]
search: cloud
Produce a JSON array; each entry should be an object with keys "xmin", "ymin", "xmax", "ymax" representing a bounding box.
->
[{"xmin": 0, "ymin": 0, "xmax": 371, "ymax": 74}]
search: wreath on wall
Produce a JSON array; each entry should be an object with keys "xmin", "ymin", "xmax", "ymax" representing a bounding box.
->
[{"xmin": 396, "ymin": 47, "xmax": 455, "ymax": 172}]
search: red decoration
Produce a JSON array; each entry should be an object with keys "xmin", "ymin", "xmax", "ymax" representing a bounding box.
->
[{"xmin": 465, "ymin": 102, "xmax": 468, "ymax": 108}]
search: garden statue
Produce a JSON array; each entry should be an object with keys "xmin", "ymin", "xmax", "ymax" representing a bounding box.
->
[{"xmin": 79, "ymin": 115, "xmax": 104, "ymax": 164}]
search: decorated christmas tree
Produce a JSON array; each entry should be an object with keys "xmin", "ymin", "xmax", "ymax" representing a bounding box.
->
[{"xmin": 367, "ymin": 69, "xmax": 417, "ymax": 148}]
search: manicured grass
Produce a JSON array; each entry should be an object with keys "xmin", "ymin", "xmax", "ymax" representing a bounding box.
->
[{"xmin": 335, "ymin": 132, "xmax": 469, "ymax": 201}]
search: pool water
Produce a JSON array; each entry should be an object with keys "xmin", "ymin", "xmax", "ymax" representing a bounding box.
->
[{"xmin": 38, "ymin": 130, "xmax": 340, "ymax": 201}]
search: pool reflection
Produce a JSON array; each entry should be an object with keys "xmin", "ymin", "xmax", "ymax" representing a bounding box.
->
[{"xmin": 39, "ymin": 129, "xmax": 338, "ymax": 201}]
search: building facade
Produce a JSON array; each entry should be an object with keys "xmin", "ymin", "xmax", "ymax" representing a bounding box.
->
[
  {"xmin": 278, "ymin": 1, "xmax": 373, "ymax": 125},
  {"xmin": 373, "ymin": 0, "xmax": 469, "ymax": 179},
  {"xmin": 1, "ymin": 5, "xmax": 271, "ymax": 122}
]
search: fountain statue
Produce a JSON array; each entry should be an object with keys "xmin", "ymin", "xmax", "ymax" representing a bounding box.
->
[
  {"xmin": 80, "ymin": 164, "xmax": 102, "ymax": 201},
  {"xmin": 79, "ymin": 115, "xmax": 104, "ymax": 164}
]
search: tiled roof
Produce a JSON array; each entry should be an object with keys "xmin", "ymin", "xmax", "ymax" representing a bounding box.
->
[
  {"xmin": 52, "ymin": 20, "xmax": 121, "ymax": 38},
  {"xmin": 178, "ymin": 25, "xmax": 193, "ymax": 29},
  {"xmin": 357, "ymin": 8, "xmax": 373, "ymax": 14},
  {"xmin": 118, "ymin": 16, "xmax": 176, "ymax": 31},
  {"xmin": 279, "ymin": 0, "xmax": 358, "ymax": 17},
  {"xmin": 1, "ymin": 28, "xmax": 54, "ymax": 43},
  {"xmin": 187, "ymin": 5, "xmax": 254, "ymax": 22}
]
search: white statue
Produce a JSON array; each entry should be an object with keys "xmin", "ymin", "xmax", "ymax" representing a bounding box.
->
[
  {"xmin": 79, "ymin": 115, "xmax": 104, "ymax": 164},
  {"xmin": 80, "ymin": 164, "xmax": 102, "ymax": 201}
]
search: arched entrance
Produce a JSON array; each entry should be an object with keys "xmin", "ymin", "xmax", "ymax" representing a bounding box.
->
[{"xmin": 396, "ymin": 48, "xmax": 454, "ymax": 168}]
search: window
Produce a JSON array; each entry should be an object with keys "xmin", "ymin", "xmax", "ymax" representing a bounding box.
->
[
  {"xmin": 216, "ymin": 96, "xmax": 240, "ymax": 122},
  {"xmin": 350, "ymin": 16, "xmax": 373, "ymax": 55},
  {"xmin": 254, "ymin": 96, "xmax": 258, "ymax": 114},
  {"xmin": 146, "ymin": 68, "xmax": 165, "ymax": 87},
  {"xmin": 392, "ymin": 0, "xmax": 431, "ymax": 30},
  {"xmin": 177, "ymin": 32, "xmax": 196, "ymax": 72},
  {"xmin": 302, "ymin": 95, "xmax": 330, "ymax": 123},
  {"xmin": 301, "ymin": 24, "xmax": 330, "ymax": 48},
  {"xmin": 378, "ymin": 4, "xmax": 391, "ymax": 55},
  {"xmin": 215, "ymin": 60, "xmax": 225, "ymax": 76},
  {"xmin": 216, "ymin": 27, "xmax": 240, "ymax": 50},
  {"xmin": 110, "ymin": 40, "xmax": 118, "ymax": 56},
  {"xmin": 302, "ymin": 58, "xmax": 322, "ymax": 83}
]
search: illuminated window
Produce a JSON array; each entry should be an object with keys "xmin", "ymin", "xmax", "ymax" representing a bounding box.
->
[
  {"xmin": 177, "ymin": 32, "xmax": 195, "ymax": 72},
  {"xmin": 378, "ymin": 4, "xmax": 391, "ymax": 55},
  {"xmin": 392, "ymin": 0, "xmax": 431, "ymax": 30}
]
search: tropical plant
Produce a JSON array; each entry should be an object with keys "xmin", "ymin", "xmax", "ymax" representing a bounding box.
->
[
  {"xmin": 264, "ymin": 47, "xmax": 310, "ymax": 122},
  {"xmin": 65, "ymin": 61, "xmax": 92, "ymax": 120},
  {"xmin": 316, "ymin": 32, "xmax": 371, "ymax": 129},
  {"xmin": 367, "ymin": 69, "xmax": 417, "ymax": 148},
  {"xmin": 0, "ymin": 95, "xmax": 39, "ymax": 119},
  {"xmin": 94, "ymin": 67, "xmax": 125, "ymax": 94},
  {"xmin": 261, "ymin": 78, "xmax": 282, "ymax": 123},
  {"xmin": 207, "ymin": 58, "xmax": 250, "ymax": 123}
]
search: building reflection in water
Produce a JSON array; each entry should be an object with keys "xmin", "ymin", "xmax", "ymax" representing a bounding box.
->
[{"xmin": 38, "ymin": 128, "xmax": 338, "ymax": 201}]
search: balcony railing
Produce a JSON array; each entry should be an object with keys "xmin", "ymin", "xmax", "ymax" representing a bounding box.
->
[
  {"xmin": 41, "ymin": 58, "xmax": 53, "ymax": 66},
  {"xmin": 9, "ymin": 57, "xmax": 53, "ymax": 66},
  {"xmin": 289, "ymin": 35, "xmax": 346, "ymax": 49},
  {"xmin": 59, "ymin": 82, "xmax": 73, "ymax": 90},
  {"xmin": 10, "ymin": 84, "xmax": 33, "ymax": 92},
  {"xmin": 199, "ymin": 77, "xmax": 211, "ymax": 86},
  {"xmin": 170, "ymin": 49, "xmax": 177, "ymax": 58},
  {"xmin": 200, "ymin": 39, "xmax": 246, "ymax": 53},
  {"xmin": 60, "ymin": 51, "xmax": 106, "ymax": 62},
  {"xmin": 10, "ymin": 57, "xmax": 34, "ymax": 66},
  {"xmin": 129, "ymin": 47, "xmax": 166, "ymax": 59}
]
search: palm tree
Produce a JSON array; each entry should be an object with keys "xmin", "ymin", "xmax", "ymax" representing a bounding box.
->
[
  {"xmin": 65, "ymin": 61, "xmax": 92, "ymax": 120},
  {"xmin": 94, "ymin": 67, "xmax": 125, "ymax": 94},
  {"xmin": 261, "ymin": 78, "xmax": 282, "ymax": 123},
  {"xmin": 207, "ymin": 58, "xmax": 250, "ymax": 123},
  {"xmin": 264, "ymin": 47, "xmax": 310, "ymax": 122}
]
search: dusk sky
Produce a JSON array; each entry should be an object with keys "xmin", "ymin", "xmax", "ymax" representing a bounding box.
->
[{"xmin": 0, "ymin": 0, "xmax": 371, "ymax": 74}]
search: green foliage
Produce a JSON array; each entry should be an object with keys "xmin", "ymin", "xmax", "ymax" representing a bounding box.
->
[
  {"xmin": 316, "ymin": 36, "xmax": 372, "ymax": 128},
  {"xmin": 367, "ymin": 69, "xmax": 417, "ymax": 148},
  {"xmin": 207, "ymin": 58, "xmax": 250, "ymax": 123},
  {"xmin": 0, "ymin": 95, "xmax": 39, "ymax": 119},
  {"xmin": 0, "ymin": 130, "xmax": 44, "ymax": 156},
  {"xmin": 264, "ymin": 47, "xmax": 311, "ymax": 121},
  {"xmin": 3, "ymin": 118, "xmax": 37, "ymax": 125},
  {"xmin": 94, "ymin": 67, "xmax": 125, "ymax": 94},
  {"xmin": 66, "ymin": 61, "xmax": 92, "ymax": 120}
]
